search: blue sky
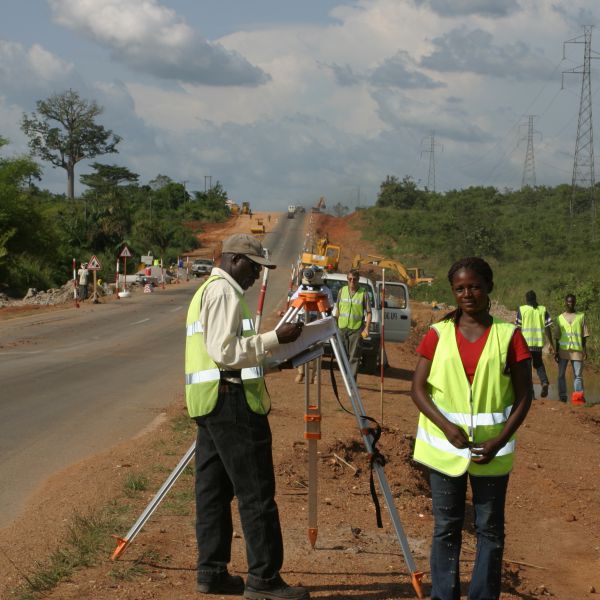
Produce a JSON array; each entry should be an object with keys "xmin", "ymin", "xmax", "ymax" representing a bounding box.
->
[{"xmin": 1, "ymin": 0, "xmax": 600, "ymax": 208}]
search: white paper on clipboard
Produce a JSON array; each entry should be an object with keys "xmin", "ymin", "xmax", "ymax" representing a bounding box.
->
[{"xmin": 268, "ymin": 316, "xmax": 337, "ymax": 366}]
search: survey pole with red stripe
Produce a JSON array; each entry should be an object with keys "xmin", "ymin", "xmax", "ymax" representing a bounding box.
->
[
  {"xmin": 254, "ymin": 250, "xmax": 270, "ymax": 333},
  {"xmin": 380, "ymin": 268, "xmax": 386, "ymax": 425}
]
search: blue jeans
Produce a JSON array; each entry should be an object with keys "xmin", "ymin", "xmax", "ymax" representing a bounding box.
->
[
  {"xmin": 194, "ymin": 382, "xmax": 284, "ymax": 587},
  {"xmin": 557, "ymin": 358, "xmax": 584, "ymax": 400},
  {"xmin": 429, "ymin": 470, "xmax": 509, "ymax": 600}
]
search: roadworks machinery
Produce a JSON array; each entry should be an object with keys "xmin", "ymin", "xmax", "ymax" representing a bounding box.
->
[{"xmin": 352, "ymin": 254, "xmax": 433, "ymax": 287}]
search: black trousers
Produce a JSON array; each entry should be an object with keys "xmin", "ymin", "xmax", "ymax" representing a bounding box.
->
[{"xmin": 194, "ymin": 381, "xmax": 283, "ymax": 586}]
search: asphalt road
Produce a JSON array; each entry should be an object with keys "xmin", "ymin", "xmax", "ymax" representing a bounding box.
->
[{"xmin": 0, "ymin": 213, "xmax": 307, "ymax": 527}]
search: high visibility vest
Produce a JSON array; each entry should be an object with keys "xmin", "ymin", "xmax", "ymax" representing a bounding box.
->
[
  {"xmin": 557, "ymin": 313, "xmax": 585, "ymax": 353},
  {"xmin": 519, "ymin": 304, "xmax": 546, "ymax": 348},
  {"xmin": 337, "ymin": 286, "xmax": 366, "ymax": 330},
  {"xmin": 413, "ymin": 319, "xmax": 517, "ymax": 477},
  {"xmin": 185, "ymin": 275, "xmax": 270, "ymax": 418}
]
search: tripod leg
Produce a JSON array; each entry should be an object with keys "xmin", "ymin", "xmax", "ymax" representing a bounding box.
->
[
  {"xmin": 111, "ymin": 441, "xmax": 196, "ymax": 560},
  {"xmin": 306, "ymin": 357, "xmax": 321, "ymax": 548},
  {"xmin": 328, "ymin": 330, "xmax": 424, "ymax": 598}
]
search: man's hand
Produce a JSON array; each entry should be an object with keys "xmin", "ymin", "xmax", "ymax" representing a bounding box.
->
[{"xmin": 276, "ymin": 322, "xmax": 303, "ymax": 344}]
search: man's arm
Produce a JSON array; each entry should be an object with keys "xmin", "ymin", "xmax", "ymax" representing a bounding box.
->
[
  {"xmin": 202, "ymin": 286, "xmax": 279, "ymax": 369},
  {"xmin": 363, "ymin": 293, "xmax": 372, "ymax": 334}
]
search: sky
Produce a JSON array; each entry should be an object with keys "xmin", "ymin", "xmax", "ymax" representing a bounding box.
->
[{"xmin": 1, "ymin": 0, "xmax": 600, "ymax": 209}]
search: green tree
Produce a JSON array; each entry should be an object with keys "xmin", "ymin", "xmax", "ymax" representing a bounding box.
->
[
  {"xmin": 80, "ymin": 163, "xmax": 139, "ymax": 196},
  {"xmin": 376, "ymin": 175, "xmax": 425, "ymax": 209},
  {"xmin": 21, "ymin": 89, "xmax": 121, "ymax": 199}
]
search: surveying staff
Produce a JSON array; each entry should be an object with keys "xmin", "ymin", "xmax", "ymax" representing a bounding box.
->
[
  {"xmin": 555, "ymin": 293, "xmax": 589, "ymax": 404},
  {"xmin": 515, "ymin": 290, "xmax": 554, "ymax": 399},
  {"xmin": 185, "ymin": 233, "xmax": 310, "ymax": 600},
  {"xmin": 411, "ymin": 257, "xmax": 531, "ymax": 600},
  {"xmin": 335, "ymin": 268, "xmax": 371, "ymax": 379}
]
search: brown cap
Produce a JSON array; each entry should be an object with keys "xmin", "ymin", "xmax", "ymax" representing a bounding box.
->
[{"xmin": 221, "ymin": 234, "xmax": 276, "ymax": 268}]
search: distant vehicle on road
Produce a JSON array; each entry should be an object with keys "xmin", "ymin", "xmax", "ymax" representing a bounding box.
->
[
  {"xmin": 191, "ymin": 258, "xmax": 214, "ymax": 277},
  {"xmin": 287, "ymin": 205, "xmax": 296, "ymax": 218}
]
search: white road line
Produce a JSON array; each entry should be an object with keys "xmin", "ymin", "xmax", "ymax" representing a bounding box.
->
[
  {"xmin": 0, "ymin": 350, "xmax": 43, "ymax": 355},
  {"xmin": 131, "ymin": 318, "xmax": 150, "ymax": 325},
  {"xmin": 170, "ymin": 306, "xmax": 183, "ymax": 312}
]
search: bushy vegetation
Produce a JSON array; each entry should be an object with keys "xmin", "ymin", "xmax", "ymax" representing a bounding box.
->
[
  {"xmin": 0, "ymin": 141, "xmax": 230, "ymax": 297},
  {"xmin": 360, "ymin": 175, "xmax": 600, "ymax": 360}
]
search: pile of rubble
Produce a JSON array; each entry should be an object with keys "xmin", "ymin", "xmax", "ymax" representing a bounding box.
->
[{"xmin": 0, "ymin": 281, "xmax": 92, "ymax": 308}]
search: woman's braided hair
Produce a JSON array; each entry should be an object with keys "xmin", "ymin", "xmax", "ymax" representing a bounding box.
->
[{"xmin": 444, "ymin": 257, "xmax": 494, "ymax": 323}]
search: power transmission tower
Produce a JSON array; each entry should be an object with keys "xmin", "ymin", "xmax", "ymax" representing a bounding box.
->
[
  {"xmin": 420, "ymin": 132, "xmax": 443, "ymax": 192},
  {"xmin": 563, "ymin": 26, "xmax": 599, "ymax": 223},
  {"xmin": 520, "ymin": 115, "xmax": 541, "ymax": 189}
]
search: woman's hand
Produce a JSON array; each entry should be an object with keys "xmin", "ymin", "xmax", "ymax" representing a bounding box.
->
[
  {"xmin": 441, "ymin": 422, "xmax": 470, "ymax": 449},
  {"xmin": 470, "ymin": 437, "xmax": 503, "ymax": 464}
]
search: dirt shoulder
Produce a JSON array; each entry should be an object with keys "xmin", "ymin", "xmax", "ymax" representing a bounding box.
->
[{"xmin": 1, "ymin": 213, "xmax": 600, "ymax": 600}]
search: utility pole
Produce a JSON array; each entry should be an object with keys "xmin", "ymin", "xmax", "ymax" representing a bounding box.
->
[
  {"xmin": 520, "ymin": 115, "xmax": 541, "ymax": 189},
  {"xmin": 563, "ymin": 25, "xmax": 599, "ymax": 226},
  {"xmin": 204, "ymin": 175, "xmax": 212, "ymax": 192},
  {"xmin": 420, "ymin": 132, "xmax": 443, "ymax": 192}
]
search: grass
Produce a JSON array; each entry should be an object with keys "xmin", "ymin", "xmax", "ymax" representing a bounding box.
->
[
  {"xmin": 13, "ymin": 508, "xmax": 120, "ymax": 600},
  {"xmin": 11, "ymin": 407, "xmax": 194, "ymax": 599},
  {"xmin": 123, "ymin": 473, "xmax": 150, "ymax": 497}
]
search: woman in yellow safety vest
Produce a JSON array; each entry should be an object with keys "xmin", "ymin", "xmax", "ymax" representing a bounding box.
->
[{"xmin": 411, "ymin": 257, "xmax": 532, "ymax": 600}]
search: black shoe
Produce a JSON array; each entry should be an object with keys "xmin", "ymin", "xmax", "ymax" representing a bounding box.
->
[
  {"xmin": 244, "ymin": 574, "xmax": 310, "ymax": 600},
  {"xmin": 197, "ymin": 572, "xmax": 244, "ymax": 595},
  {"xmin": 541, "ymin": 383, "xmax": 549, "ymax": 398}
]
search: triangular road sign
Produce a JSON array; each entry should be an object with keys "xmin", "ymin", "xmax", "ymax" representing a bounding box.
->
[
  {"xmin": 120, "ymin": 246, "xmax": 132, "ymax": 258},
  {"xmin": 88, "ymin": 255, "xmax": 102, "ymax": 270}
]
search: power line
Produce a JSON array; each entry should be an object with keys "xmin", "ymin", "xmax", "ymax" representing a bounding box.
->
[
  {"xmin": 520, "ymin": 115, "xmax": 541, "ymax": 188},
  {"xmin": 420, "ymin": 132, "xmax": 443, "ymax": 192}
]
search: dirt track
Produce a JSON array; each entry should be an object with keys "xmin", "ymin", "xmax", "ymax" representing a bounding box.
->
[{"xmin": 1, "ymin": 213, "xmax": 599, "ymax": 599}]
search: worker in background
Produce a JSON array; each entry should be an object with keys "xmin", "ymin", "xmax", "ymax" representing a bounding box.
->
[
  {"xmin": 77, "ymin": 262, "xmax": 89, "ymax": 301},
  {"xmin": 515, "ymin": 290, "xmax": 554, "ymax": 399},
  {"xmin": 335, "ymin": 268, "xmax": 371, "ymax": 379},
  {"xmin": 185, "ymin": 233, "xmax": 310, "ymax": 599},
  {"xmin": 555, "ymin": 293, "xmax": 589, "ymax": 405},
  {"xmin": 411, "ymin": 257, "xmax": 531, "ymax": 600}
]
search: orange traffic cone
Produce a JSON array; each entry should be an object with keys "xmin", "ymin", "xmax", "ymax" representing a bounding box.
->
[{"xmin": 571, "ymin": 391, "xmax": 586, "ymax": 406}]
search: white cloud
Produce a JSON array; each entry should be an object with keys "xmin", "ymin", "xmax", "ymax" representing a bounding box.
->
[
  {"xmin": 48, "ymin": 0, "xmax": 270, "ymax": 85},
  {"xmin": 414, "ymin": 0, "xmax": 521, "ymax": 18}
]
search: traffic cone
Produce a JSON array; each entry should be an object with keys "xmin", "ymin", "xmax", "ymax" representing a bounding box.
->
[{"xmin": 571, "ymin": 391, "xmax": 586, "ymax": 406}]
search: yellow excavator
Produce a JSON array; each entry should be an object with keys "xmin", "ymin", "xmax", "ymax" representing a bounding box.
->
[
  {"xmin": 301, "ymin": 234, "xmax": 341, "ymax": 272},
  {"xmin": 352, "ymin": 254, "xmax": 433, "ymax": 287}
]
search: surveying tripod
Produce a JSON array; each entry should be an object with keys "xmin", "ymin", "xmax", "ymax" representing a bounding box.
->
[{"xmin": 110, "ymin": 288, "xmax": 424, "ymax": 598}]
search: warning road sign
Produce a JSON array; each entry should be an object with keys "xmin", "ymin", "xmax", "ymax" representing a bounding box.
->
[
  {"xmin": 120, "ymin": 246, "xmax": 132, "ymax": 258},
  {"xmin": 87, "ymin": 255, "xmax": 102, "ymax": 270}
]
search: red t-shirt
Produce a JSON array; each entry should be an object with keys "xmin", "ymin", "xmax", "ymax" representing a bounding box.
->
[{"xmin": 416, "ymin": 324, "xmax": 530, "ymax": 384}]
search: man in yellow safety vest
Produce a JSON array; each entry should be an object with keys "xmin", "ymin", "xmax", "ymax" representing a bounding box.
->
[
  {"xmin": 335, "ymin": 269, "xmax": 371, "ymax": 379},
  {"xmin": 515, "ymin": 290, "xmax": 555, "ymax": 399},
  {"xmin": 554, "ymin": 293, "xmax": 589, "ymax": 404},
  {"xmin": 185, "ymin": 233, "xmax": 309, "ymax": 599}
]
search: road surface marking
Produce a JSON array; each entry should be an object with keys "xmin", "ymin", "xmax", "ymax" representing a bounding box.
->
[{"xmin": 131, "ymin": 318, "xmax": 150, "ymax": 325}]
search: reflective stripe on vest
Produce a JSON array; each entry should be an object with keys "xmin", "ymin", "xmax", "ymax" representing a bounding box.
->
[
  {"xmin": 519, "ymin": 304, "xmax": 546, "ymax": 348},
  {"xmin": 185, "ymin": 275, "xmax": 270, "ymax": 417},
  {"xmin": 337, "ymin": 286, "xmax": 366, "ymax": 330},
  {"xmin": 557, "ymin": 313, "xmax": 584, "ymax": 352},
  {"xmin": 413, "ymin": 318, "xmax": 517, "ymax": 477}
]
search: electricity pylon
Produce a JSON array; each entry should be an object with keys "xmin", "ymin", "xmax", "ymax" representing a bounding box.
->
[
  {"xmin": 420, "ymin": 132, "xmax": 443, "ymax": 192},
  {"xmin": 563, "ymin": 26, "xmax": 599, "ymax": 224},
  {"xmin": 520, "ymin": 115, "xmax": 541, "ymax": 189}
]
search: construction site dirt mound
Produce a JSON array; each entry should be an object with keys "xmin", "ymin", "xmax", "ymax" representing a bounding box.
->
[{"xmin": 1, "ymin": 211, "xmax": 599, "ymax": 599}]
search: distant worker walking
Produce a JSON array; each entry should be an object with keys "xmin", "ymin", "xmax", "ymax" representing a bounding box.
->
[
  {"xmin": 555, "ymin": 293, "xmax": 589, "ymax": 405},
  {"xmin": 515, "ymin": 290, "xmax": 554, "ymax": 399},
  {"xmin": 335, "ymin": 269, "xmax": 371, "ymax": 379},
  {"xmin": 185, "ymin": 233, "xmax": 309, "ymax": 599}
]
